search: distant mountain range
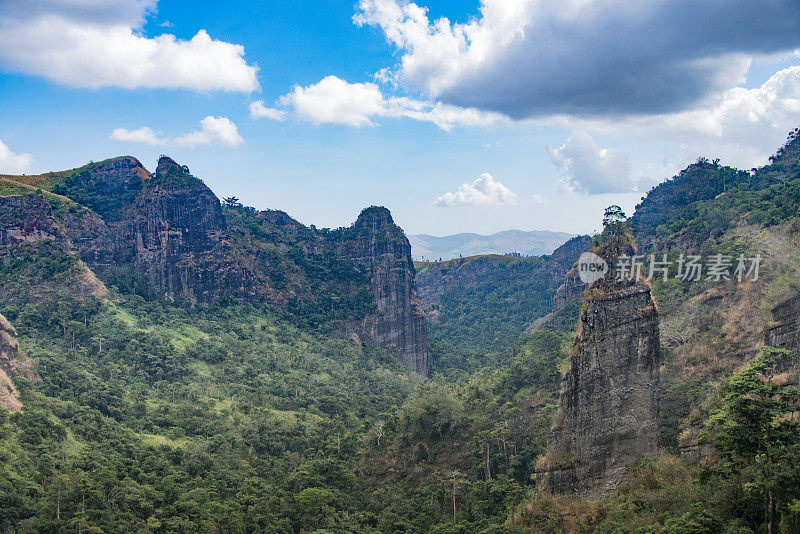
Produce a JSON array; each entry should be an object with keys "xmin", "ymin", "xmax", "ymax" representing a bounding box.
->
[{"xmin": 408, "ymin": 229, "xmax": 575, "ymax": 260}]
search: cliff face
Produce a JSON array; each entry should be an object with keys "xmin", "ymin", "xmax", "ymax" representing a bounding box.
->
[
  {"xmin": 337, "ymin": 207, "xmax": 428, "ymax": 376},
  {"xmin": 0, "ymin": 313, "xmax": 37, "ymax": 412},
  {"xmin": 766, "ymin": 292, "xmax": 800, "ymax": 355},
  {"xmin": 538, "ymin": 254, "xmax": 661, "ymax": 499},
  {"xmin": 0, "ymin": 194, "xmax": 64, "ymax": 247},
  {"xmin": 49, "ymin": 156, "xmax": 254, "ymax": 303},
  {"xmin": 416, "ymin": 256, "xmax": 504, "ymax": 307},
  {"xmin": 123, "ymin": 157, "xmax": 252, "ymax": 303},
  {"xmin": 0, "ymin": 158, "xmax": 429, "ymax": 375},
  {"xmin": 0, "ymin": 194, "xmax": 108, "ymax": 300}
]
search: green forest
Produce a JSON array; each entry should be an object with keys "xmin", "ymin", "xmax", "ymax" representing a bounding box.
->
[{"xmin": 1, "ymin": 130, "xmax": 800, "ymax": 533}]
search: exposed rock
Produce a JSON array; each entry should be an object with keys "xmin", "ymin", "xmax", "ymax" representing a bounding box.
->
[
  {"xmin": 122, "ymin": 157, "xmax": 254, "ymax": 303},
  {"xmin": 0, "ymin": 313, "xmax": 38, "ymax": 412},
  {"xmin": 0, "ymin": 194, "xmax": 108, "ymax": 300},
  {"xmin": 766, "ymin": 292, "xmax": 800, "ymax": 356},
  {"xmin": 337, "ymin": 207, "xmax": 428, "ymax": 376},
  {"xmin": 50, "ymin": 155, "xmax": 150, "ymax": 221},
  {"xmin": 1, "ymin": 159, "xmax": 429, "ymax": 375},
  {"xmin": 416, "ymin": 256, "xmax": 505, "ymax": 307},
  {"xmin": 537, "ymin": 248, "xmax": 661, "ymax": 499},
  {"xmin": 678, "ymin": 422, "xmax": 716, "ymax": 464},
  {"xmin": 544, "ymin": 236, "xmax": 593, "ymax": 318},
  {"xmin": 52, "ymin": 156, "xmax": 254, "ymax": 303},
  {"xmin": 0, "ymin": 194, "xmax": 64, "ymax": 248}
]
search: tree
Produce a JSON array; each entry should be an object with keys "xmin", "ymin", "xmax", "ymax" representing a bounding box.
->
[
  {"xmin": 602, "ymin": 205, "xmax": 626, "ymax": 227},
  {"xmin": 705, "ymin": 347, "xmax": 800, "ymax": 534},
  {"xmin": 0, "ymin": 492, "xmax": 34, "ymax": 532}
]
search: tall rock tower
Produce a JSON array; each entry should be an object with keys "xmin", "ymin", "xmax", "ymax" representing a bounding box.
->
[
  {"xmin": 537, "ymin": 224, "xmax": 661, "ymax": 498},
  {"xmin": 338, "ymin": 207, "xmax": 429, "ymax": 376}
]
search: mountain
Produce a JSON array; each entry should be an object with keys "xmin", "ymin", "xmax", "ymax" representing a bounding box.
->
[
  {"xmin": 408, "ymin": 229, "xmax": 575, "ymax": 260},
  {"xmin": 1, "ymin": 130, "xmax": 800, "ymax": 532},
  {"xmin": 0, "ymin": 156, "xmax": 428, "ymax": 376}
]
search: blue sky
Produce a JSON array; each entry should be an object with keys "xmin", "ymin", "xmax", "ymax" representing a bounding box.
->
[{"xmin": 0, "ymin": 0, "xmax": 798, "ymax": 236}]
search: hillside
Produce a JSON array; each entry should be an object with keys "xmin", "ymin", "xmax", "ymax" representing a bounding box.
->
[
  {"xmin": 409, "ymin": 229, "xmax": 574, "ymax": 261},
  {"xmin": 1, "ymin": 130, "xmax": 800, "ymax": 532},
  {"xmin": 414, "ymin": 236, "xmax": 590, "ymax": 376}
]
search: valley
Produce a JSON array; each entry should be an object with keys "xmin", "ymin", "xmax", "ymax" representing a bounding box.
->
[{"xmin": 1, "ymin": 130, "xmax": 800, "ymax": 532}]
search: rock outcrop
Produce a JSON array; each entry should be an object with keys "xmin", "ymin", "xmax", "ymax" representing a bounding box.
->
[
  {"xmin": 0, "ymin": 313, "xmax": 37, "ymax": 412},
  {"xmin": 122, "ymin": 157, "xmax": 253, "ymax": 303},
  {"xmin": 537, "ymin": 244, "xmax": 661, "ymax": 498},
  {"xmin": 337, "ymin": 207, "xmax": 428, "ymax": 376},
  {"xmin": 766, "ymin": 292, "xmax": 800, "ymax": 355},
  {"xmin": 0, "ymin": 194, "xmax": 108, "ymax": 300},
  {"xmin": 0, "ymin": 194, "xmax": 64, "ymax": 248},
  {"xmin": 0, "ymin": 158, "xmax": 430, "ymax": 375}
]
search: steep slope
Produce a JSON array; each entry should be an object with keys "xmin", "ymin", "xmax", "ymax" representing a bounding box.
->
[
  {"xmin": 414, "ymin": 235, "xmax": 590, "ymax": 373},
  {"xmin": 0, "ymin": 193, "xmax": 107, "ymax": 301},
  {"xmin": 335, "ymin": 207, "xmax": 428, "ymax": 376},
  {"xmin": 537, "ymin": 230, "xmax": 661, "ymax": 499},
  {"xmin": 0, "ymin": 313, "xmax": 37, "ymax": 412},
  {"xmin": 0, "ymin": 157, "xmax": 429, "ymax": 375}
]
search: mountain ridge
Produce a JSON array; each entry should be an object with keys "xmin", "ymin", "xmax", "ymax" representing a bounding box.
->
[{"xmin": 409, "ymin": 228, "xmax": 575, "ymax": 260}]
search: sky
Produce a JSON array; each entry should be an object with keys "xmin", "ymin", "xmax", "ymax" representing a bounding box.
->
[{"xmin": 0, "ymin": 0, "xmax": 798, "ymax": 237}]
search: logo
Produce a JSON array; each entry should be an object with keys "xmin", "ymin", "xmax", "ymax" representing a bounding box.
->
[{"xmin": 577, "ymin": 252, "xmax": 608, "ymax": 284}]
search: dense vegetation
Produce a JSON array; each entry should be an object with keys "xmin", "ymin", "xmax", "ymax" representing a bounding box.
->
[
  {"xmin": 418, "ymin": 255, "xmax": 568, "ymax": 378},
  {"xmin": 2, "ymin": 131, "xmax": 800, "ymax": 532}
]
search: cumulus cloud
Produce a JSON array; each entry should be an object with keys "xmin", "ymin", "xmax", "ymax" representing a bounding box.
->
[
  {"xmin": 260, "ymin": 75, "xmax": 506, "ymax": 131},
  {"xmin": 0, "ymin": 0, "xmax": 259, "ymax": 92},
  {"xmin": 175, "ymin": 116, "xmax": 243, "ymax": 146},
  {"xmin": 110, "ymin": 126, "xmax": 162, "ymax": 145},
  {"xmin": 249, "ymin": 100, "xmax": 288, "ymax": 121},
  {"xmin": 548, "ymin": 132, "xmax": 633, "ymax": 195},
  {"xmin": 280, "ymin": 76, "xmax": 385, "ymax": 127},
  {"xmin": 354, "ymin": 0, "xmax": 799, "ymax": 118},
  {"xmin": 646, "ymin": 65, "xmax": 800, "ymax": 168},
  {"xmin": 435, "ymin": 173, "xmax": 517, "ymax": 207},
  {"xmin": 558, "ymin": 65, "xmax": 800, "ymax": 171},
  {"xmin": 0, "ymin": 140, "xmax": 33, "ymax": 174},
  {"xmin": 110, "ymin": 116, "xmax": 243, "ymax": 147}
]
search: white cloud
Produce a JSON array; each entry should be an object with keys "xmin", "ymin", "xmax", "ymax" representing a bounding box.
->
[
  {"xmin": 0, "ymin": 140, "xmax": 33, "ymax": 174},
  {"xmin": 110, "ymin": 116, "xmax": 243, "ymax": 147},
  {"xmin": 648, "ymin": 66, "xmax": 800, "ymax": 168},
  {"xmin": 280, "ymin": 76, "xmax": 385, "ymax": 127},
  {"xmin": 265, "ymin": 75, "xmax": 506, "ymax": 131},
  {"xmin": 0, "ymin": 0, "xmax": 259, "ymax": 92},
  {"xmin": 533, "ymin": 194, "xmax": 548, "ymax": 204},
  {"xmin": 110, "ymin": 126, "xmax": 162, "ymax": 145},
  {"xmin": 560, "ymin": 65, "xmax": 800, "ymax": 171},
  {"xmin": 249, "ymin": 100, "xmax": 287, "ymax": 121},
  {"xmin": 175, "ymin": 116, "xmax": 243, "ymax": 147},
  {"xmin": 435, "ymin": 173, "xmax": 517, "ymax": 207},
  {"xmin": 548, "ymin": 131, "xmax": 634, "ymax": 195},
  {"xmin": 354, "ymin": 0, "xmax": 799, "ymax": 118}
]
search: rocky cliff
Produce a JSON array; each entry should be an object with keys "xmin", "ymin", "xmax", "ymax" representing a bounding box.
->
[
  {"xmin": 336, "ymin": 207, "xmax": 428, "ymax": 376},
  {"xmin": 0, "ymin": 194, "xmax": 107, "ymax": 300},
  {"xmin": 0, "ymin": 313, "xmax": 37, "ymax": 412},
  {"xmin": 537, "ymin": 240, "xmax": 661, "ymax": 498},
  {"xmin": 766, "ymin": 292, "xmax": 800, "ymax": 356},
  {"xmin": 123, "ymin": 157, "xmax": 254, "ymax": 303},
  {"xmin": 0, "ymin": 158, "xmax": 429, "ymax": 375}
]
